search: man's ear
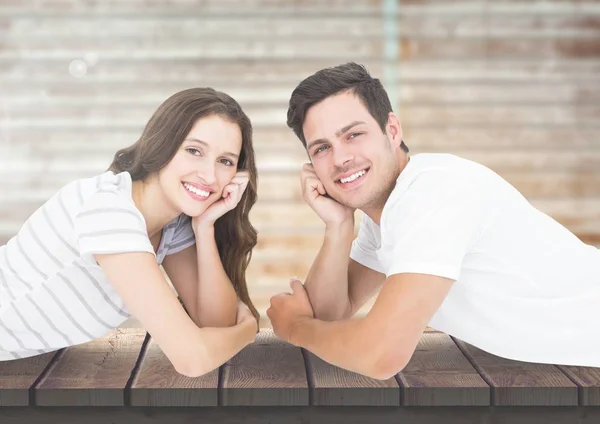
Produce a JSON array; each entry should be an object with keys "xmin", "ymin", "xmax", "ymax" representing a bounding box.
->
[{"xmin": 386, "ymin": 112, "xmax": 403, "ymax": 147}]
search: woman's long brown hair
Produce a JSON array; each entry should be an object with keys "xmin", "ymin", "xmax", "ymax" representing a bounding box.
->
[{"xmin": 107, "ymin": 87, "xmax": 260, "ymax": 324}]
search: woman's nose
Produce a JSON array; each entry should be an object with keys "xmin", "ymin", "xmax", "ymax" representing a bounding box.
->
[{"xmin": 196, "ymin": 164, "xmax": 216, "ymax": 186}]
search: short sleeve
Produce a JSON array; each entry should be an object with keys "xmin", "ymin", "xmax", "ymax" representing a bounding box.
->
[
  {"xmin": 350, "ymin": 213, "xmax": 386, "ymax": 274},
  {"xmin": 383, "ymin": 170, "xmax": 484, "ymax": 281},
  {"xmin": 74, "ymin": 181, "xmax": 154, "ymax": 261},
  {"xmin": 164, "ymin": 215, "xmax": 196, "ymax": 256}
]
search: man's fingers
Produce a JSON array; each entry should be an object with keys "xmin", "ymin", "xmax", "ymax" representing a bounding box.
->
[
  {"xmin": 290, "ymin": 279, "xmax": 305, "ymax": 295},
  {"xmin": 304, "ymin": 177, "xmax": 326, "ymax": 198}
]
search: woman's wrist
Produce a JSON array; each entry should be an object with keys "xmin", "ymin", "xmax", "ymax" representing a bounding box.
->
[{"xmin": 193, "ymin": 221, "xmax": 215, "ymax": 237}]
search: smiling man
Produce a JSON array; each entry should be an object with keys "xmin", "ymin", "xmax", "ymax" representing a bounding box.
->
[{"xmin": 266, "ymin": 62, "xmax": 600, "ymax": 380}]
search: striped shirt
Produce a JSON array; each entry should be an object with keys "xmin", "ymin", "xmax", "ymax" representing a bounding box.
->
[{"xmin": 0, "ymin": 171, "xmax": 196, "ymax": 360}]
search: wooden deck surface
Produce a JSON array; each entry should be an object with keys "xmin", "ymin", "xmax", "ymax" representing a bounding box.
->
[{"xmin": 1, "ymin": 328, "xmax": 600, "ymax": 423}]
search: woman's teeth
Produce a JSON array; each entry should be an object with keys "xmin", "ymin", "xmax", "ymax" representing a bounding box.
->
[
  {"xmin": 183, "ymin": 183, "xmax": 210, "ymax": 197},
  {"xmin": 340, "ymin": 170, "xmax": 366, "ymax": 184}
]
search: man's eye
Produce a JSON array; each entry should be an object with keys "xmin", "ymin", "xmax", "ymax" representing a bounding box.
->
[
  {"xmin": 314, "ymin": 145, "xmax": 329, "ymax": 154},
  {"xmin": 349, "ymin": 132, "xmax": 362, "ymax": 139}
]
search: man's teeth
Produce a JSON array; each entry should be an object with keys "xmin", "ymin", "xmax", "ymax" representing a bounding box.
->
[
  {"xmin": 183, "ymin": 183, "xmax": 210, "ymax": 197},
  {"xmin": 340, "ymin": 170, "xmax": 366, "ymax": 184}
]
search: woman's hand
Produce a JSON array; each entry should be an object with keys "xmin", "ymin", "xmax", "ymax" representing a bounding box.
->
[{"xmin": 193, "ymin": 170, "xmax": 249, "ymax": 230}]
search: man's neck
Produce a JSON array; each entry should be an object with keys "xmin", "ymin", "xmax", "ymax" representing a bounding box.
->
[{"xmin": 362, "ymin": 154, "xmax": 410, "ymax": 225}]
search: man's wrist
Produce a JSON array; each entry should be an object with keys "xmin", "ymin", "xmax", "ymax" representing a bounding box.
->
[
  {"xmin": 325, "ymin": 218, "xmax": 354, "ymax": 234},
  {"xmin": 289, "ymin": 315, "xmax": 314, "ymax": 347}
]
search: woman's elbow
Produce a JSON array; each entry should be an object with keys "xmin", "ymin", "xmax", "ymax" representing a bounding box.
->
[{"xmin": 174, "ymin": 359, "xmax": 214, "ymax": 378}]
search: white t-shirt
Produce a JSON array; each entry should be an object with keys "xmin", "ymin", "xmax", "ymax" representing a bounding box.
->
[
  {"xmin": 0, "ymin": 171, "xmax": 196, "ymax": 360},
  {"xmin": 351, "ymin": 153, "xmax": 600, "ymax": 367}
]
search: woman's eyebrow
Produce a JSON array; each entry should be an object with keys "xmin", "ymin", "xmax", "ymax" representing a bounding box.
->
[{"xmin": 185, "ymin": 138, "xmax": 239, "ymax": 159}]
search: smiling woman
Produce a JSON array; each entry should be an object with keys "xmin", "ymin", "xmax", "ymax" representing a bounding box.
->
[{"xmin": 0, "ymin": 88, "xmax": 260, "ymax": 378}]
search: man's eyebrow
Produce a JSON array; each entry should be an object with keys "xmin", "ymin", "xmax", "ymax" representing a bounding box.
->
[
  {"xmin": 335, "ymin": 120, "xmax": 366, "ymax": 137},
  {"xmin": 306, "ymin": 120, "xmax": 367, "ymax": 151},
  {"xmin": 185, "ymin": 138, "xmax": 239, "ymax": 159}
]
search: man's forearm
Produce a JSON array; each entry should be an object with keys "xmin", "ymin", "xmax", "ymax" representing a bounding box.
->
[
  {"xmin": 304, "ymin": 220, "xmax": 355, "ymax": 320},
  {"xmin": 194, "ymin": 225, "xmax": 238, "ymax": 327},
  {"xmin": 290, "ymin": 316, "xmax": 384, "ymax": 378}
]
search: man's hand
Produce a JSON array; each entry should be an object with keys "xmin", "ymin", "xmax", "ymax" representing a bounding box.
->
[
  {"xmin": 193, "ymin": 170, "xmax": 250, "ymax": 229},
  {"xmin": 301, "ymin": 163, "xmax": 355, "ymax": 225},
  {"xmin": 267, "ymin": 278, "xmax": 315, "ymax": 344}
]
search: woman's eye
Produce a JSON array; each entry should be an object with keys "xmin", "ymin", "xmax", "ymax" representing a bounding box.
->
[
  {"xmin": 187, "ymin": 148, "xmax": 202, "ymax": 156},
  {"xmin": 221, "ymin": 159, "xmax": 234, "ymax": 166}
]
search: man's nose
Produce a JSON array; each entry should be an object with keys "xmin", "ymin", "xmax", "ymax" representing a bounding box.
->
[{"xmin": 332, "ymin": 145, "xmax": 355, "ymax": 168}]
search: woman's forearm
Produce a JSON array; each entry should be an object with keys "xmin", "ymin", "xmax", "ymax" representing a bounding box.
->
[
  {"xmin": 182, "ymin": 316, "xmax": 256, "ymax": 377},
  {"xmin": 193, "ymin": 224, "xmax": 238, "ymax": 327}
]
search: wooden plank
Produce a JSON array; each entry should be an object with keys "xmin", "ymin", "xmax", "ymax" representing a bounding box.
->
[
  {"xmin": 0, "ymin": 351, "xmax": 60, "ymax": 406},
  {"xmin": 220, "ymin": 328, "xmax": 308, "ymax": 406},
  {"xmin": 0, "ymin": 39, "xmax": 385, "ymax": 61},
  {"xmin": 33, "ymin": 328, "xmax": 147, "ymax": 406},
  {"xmin": 557, "ymin": 365, "xmax": 600, "ymax": 406},
  {"xmin": 2, "ymin": 0, "xmax": 600, "ymax": 16},
  {"xmin": 4, "ymin": 405, "xmax": 600, "ymax": 424},
  {"xmin": 2, "ymin": 59, "xmax": 599, "ymax": 84},
  {"xmin": 406, "ymin": 128, "xmax": 600, "ymax": 150},
  {"xmin": 3, "ymin": 37, "xmax": 600, "ymax": 61},
  {"xmin": 0, "ymin": 0, "xmax": 383, "ymax": 15},
  {"xmin": 398, "ymin": 332, "xmax": 489, "ymax": 406},
  {"xmin": 399, "ymin": 105, "xmax": 600, "ymax": 127},
  {"xmin": 454, "ymin": 338, "xmax": 579, "ymax": 405},
  {"xmin": 129, "ymin": 337, "xmax": 218, "ymax": 406},
  {"xmin": 303, "ymin": 349, "xmax": 399, "ymax": 405},
  {"xmin": 5, "ymin": 82, "xmax": 600, "ymax": 107},
  {"xmin": 2, "ymin": 17, "xmax": 386, "ymax": 39},
  {"xmin": 3, "ymin": 15, "xmax": 599, "ymax": 40}
]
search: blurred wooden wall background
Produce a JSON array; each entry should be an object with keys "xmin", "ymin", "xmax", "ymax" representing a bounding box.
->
[{"xmin": 1, "ymin": 0, "xmax": 599, "ymax": 326}]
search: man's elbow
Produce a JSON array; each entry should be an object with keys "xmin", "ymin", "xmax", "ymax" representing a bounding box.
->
[
  {"xmin": 313, "ymin": 299, "xmax": 353, "ymax": 322},
  {"xmin": 366, "ymin": 349, "xmax": 410, "ymax": 381}
]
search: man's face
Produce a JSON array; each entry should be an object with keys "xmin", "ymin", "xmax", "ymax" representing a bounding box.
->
[{"xmin": 302, "ymin": 90, "xmax": 401, "ymax": 211}]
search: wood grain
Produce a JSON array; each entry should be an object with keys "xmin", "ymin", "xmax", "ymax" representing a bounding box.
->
[
  {"xmin": 454, "ymin": 338, "xmax": 579, "ymax": 406},
  {"xmin": 398, "ymin": 332, "xmax": 489, "ymax": 406},
  {"xmin": 4, "ymin": 81, "xmax": 600, "ymax": 105},
  {"xmin": 128, "ymin": 336, "xmax": 218, "ymax": 406},
  {"xmin": 0, "ymin": 351, "xmax": 60, "ymax": 406},
  {"xmin": 557, "ymin": 365, "xmax": 600, "ymax": 406},
  {"xmin": 220, "ymin": 329, "xmax": 309, "ymax": 406},
  {"xmin": 33, "ymin": 328, "xmax": 147, "ymax": 406},
  {"xmin": 303, "ymin": 350, "xmax": 399, "ymax": 406}
]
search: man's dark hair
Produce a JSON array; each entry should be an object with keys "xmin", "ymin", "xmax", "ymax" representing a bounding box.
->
[{"xmin": 286, "ymin": 62, "xmax": 409, "ymax": 153}]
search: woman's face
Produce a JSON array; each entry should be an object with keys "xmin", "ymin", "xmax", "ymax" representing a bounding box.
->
[{"xmin": 158, "ymin": 114, "xmax": 243, "ymax": 218}]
